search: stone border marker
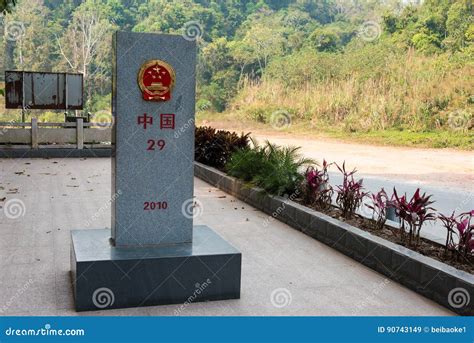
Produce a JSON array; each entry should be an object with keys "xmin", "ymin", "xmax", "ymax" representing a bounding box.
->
[{"xmin": 70, "ymin": 32, "xmax": 242, "ymax": 311}]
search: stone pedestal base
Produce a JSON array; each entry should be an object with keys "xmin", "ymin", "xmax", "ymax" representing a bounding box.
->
[{"xmin": 70, "ymin": 225, "xmax": 241, "ymax": 312}]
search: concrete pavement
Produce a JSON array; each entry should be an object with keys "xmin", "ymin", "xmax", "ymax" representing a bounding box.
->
[{"xmin": 0, "ymin": 158, "xmax": 452, "ymax": 315}]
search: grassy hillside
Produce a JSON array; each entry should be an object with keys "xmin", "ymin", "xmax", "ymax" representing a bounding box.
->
[{"xmin": 1, "ymin": 0, "xmax": 473, "ymax": 148}]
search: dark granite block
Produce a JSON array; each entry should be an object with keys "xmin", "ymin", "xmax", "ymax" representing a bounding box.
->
[
  {"xmin": 306, "ymin": 214, "xmax": 328, "ymax": 240},
  {"xmin": 419, "ymin": 264, "xmax": 450, "ymax": 293},
  {"xmin": 294, "ymin": 207, "xmax": 313, "ymax": 233},
  {"xmin": 326, "ymin": 221, "xmax": 347, "ymax": 247},
  {"xmin": 371, "ymin": 245, "xmax": 394, "ymax": 276},
  {"xmin": 221, "ymin": 176, "xmax": 233, "ymax": 194},
  {"xmin": 281, "ymin": 201, "xmax": 298, "ymax": 227},
  {"xmin": 246, "ymin": 188, "xmax": 263, "ymax": 209},
  {"xmin": 391, "ymin": 251, "xmax": 422, "ymax": 288},
  {"xmin": 214, "ymin": 175, "xmax": 227, "ymax": 192},
  {"xmin": 238, "ymin": 186, "xmax": 252, "ymax": 204},
  {"xmin": 271, "ymin": 197, "xmax": 287, "ymax": 221},
  {"xmin": 71, "ymin": 225, "xmax": 241, "ymax": 312},
  {"xmin": 261, "ymin": 195, "xmax": 272, "ymax": 216},
  {"xmin": 344, "ymin": 231, "xmax": 368, "ymax": 261},
  {"xmin": 360, "ymin": 239, "xmax": 392, "ymax": 277}
]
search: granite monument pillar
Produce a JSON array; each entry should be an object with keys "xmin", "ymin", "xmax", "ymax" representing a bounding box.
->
[{"xmin": 70, "ymin": 31, "xmax": 241, "ymax": 311}]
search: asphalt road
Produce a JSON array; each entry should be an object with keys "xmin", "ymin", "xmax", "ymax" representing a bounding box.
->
[{"xmin": 327, "ymin": 171, "xmax": 473, "ymax": 243}]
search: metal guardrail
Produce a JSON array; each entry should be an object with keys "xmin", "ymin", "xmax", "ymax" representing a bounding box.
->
[{"xmin": 0, "ymin": 118, "xmax": 112, "ymax": 149}]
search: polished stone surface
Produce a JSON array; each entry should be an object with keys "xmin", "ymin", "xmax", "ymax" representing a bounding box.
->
[
  {"xmin": 73, "ymin": 226, "xmax": 240, "ymax": 262},
  {"xmin": 71, "ymin": 226, "xmax": 241, "ymax": 311},
  {"xmin": 112, "ymin": 32, "xmax": 196, "ymax": 247}
]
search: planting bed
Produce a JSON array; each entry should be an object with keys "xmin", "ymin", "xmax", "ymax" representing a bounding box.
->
[
  {"xmin": 195, "ymin": 162, "xmax": 474, "ymax": 315},
  {"xmin": 306, "ymin": 205, "xmax": 473, "ymax": 274}
]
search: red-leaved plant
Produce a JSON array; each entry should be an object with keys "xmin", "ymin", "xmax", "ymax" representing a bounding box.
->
[
  {"xmin": 303, "ymin": 160, "xmax": 333, "ymax": 210},
  {"xmin": 458, "ymin": 210, "xmax": 474, "ymax": 257},
  {"xmin": 366, "ymin": 188, "xmax": 391, "ymax": 230},
  {"xmin": 392, "ymin": 188, "xmax": 436, "ymax": 247},
  {"xmin": 439, "ymin": 211, "xmax": 459, "ymax": 254},
  {"xmin": 335, "ymin": 162, "xmax": 368, "ymax": 219},
  {"xmin": 439, "ymin": 210, "xmax": 474, "ymax": 260}
]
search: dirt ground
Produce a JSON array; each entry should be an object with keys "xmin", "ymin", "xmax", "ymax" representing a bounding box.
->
[{"xmin": 205, "ymin": 122, "xmax": 473, "ymax": 190}]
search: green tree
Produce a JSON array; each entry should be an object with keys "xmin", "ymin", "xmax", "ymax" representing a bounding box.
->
[
  {"xmin": 56, "ymin": 0, "xmax": 116, "ymax": 109},
  {"xmin": 199, "ymin": 37, "xmax": 239, "ymax": 111},
  {"xmin": 292, "ymin": 0, "xmax": 335, "ymax": 24},
  {"xmin": 5, "ymin": 0, "xmax": 54, "ymax": 71},
  {"xmin": 444, "ymin": 0, "xmax": 473, "ymax": 51},
  {"xmin": 235, "ymin": 14, "xmax": 285, "ymax": 74},
  {"xmin": 383, "ymin": 12, "xmax": 398, "ymax": 34},
  {"xmin": 0, "ymin": 0, "xmax": 16, "ymax": 13},
  {"xmin": 309, "ymin": 27, "xmax": 340, "ymax": 52}
]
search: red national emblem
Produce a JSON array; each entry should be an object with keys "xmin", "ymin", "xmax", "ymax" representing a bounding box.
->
[{"xmin": 137, "ymin": 60, "xmax": 176, "ymax": 102}]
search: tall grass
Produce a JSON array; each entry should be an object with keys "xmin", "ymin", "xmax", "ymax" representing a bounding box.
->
[{"xmin": 231, "ymin": 49, "xmax": 473, "ymax": 133}]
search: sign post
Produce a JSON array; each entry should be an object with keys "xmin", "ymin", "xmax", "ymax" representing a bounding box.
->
[{"xmin": 70, "ymin": 32, "xmax": 241, "ymax": 311}]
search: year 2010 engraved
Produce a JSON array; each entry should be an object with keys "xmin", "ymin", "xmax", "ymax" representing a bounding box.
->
[{"xmin": 143, "ymin": 201, "xmax": 168, "ymax": 210}]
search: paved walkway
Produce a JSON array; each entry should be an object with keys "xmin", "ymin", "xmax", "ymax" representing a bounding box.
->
[{"xmin": 0, "ymin": 158, "xmax": 452, "ymax": 315}]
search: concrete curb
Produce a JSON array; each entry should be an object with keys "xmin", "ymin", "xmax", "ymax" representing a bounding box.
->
[
  {"xmin": 0, "ymin": 147, "xmax": 112, "ymax": 158},
  {"xmin": 194, "ymin": 162, "xmax": 474, "ymax": 315}
]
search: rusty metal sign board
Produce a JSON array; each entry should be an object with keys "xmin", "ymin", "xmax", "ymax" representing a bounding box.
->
[{"xmin": 5, "ymin": 71, "xmax": 83, "ymax": 110}]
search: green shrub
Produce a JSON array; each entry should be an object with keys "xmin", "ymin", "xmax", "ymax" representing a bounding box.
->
[
  {"xmin": 195, "ymin": 126, "xmax": 250, "ymax": 170},
  {"xmin": 246, "ymin": 107, "xmax": 269, "ymax": 123},
  {"xmin": 226, "ymin": 139, "xmax": 314, "ymax": 196},
  {"xmin": 225, "ymin": 140, "xmax": 268, "ymax": 181},
  {"xmin": 38, "ymin": 111, "xmax": 64, "ymax": 122},
  {"xmin": 89, "ymin": 93, "xmax": 111, "ymax": 114},
  {"xmin": 196, "ymin": 99, "xmax": 212, "ymax": 112}
]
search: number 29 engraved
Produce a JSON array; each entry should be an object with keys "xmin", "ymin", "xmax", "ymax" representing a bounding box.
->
[{"xmin": 147, "ymin": 139, "xmax": 166, "ymax": 151}]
